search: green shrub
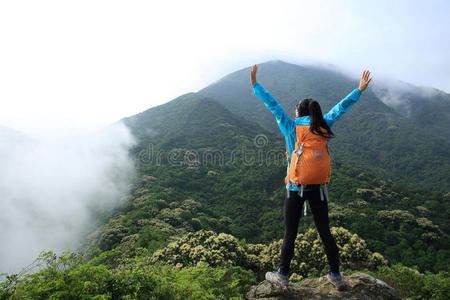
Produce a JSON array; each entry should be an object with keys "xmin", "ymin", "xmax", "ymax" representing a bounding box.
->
[
  {"xmin": 0, "ymin": 250, "xmax": 257, "ymax": 300},
  {"xmin": 362, "ymin": 263, "xmax": 450, "ymax": 300}
]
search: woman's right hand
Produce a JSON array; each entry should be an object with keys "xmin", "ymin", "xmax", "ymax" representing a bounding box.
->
[
  {"xmin": 359, "ymin": 70, "xmax": 372, "ymax": 92},
  {"xmin": 250, "ymin": 64, "xmax": 258, "ymax": 86}
]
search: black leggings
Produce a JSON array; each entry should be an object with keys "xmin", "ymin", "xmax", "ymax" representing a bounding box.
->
[{"xmin": 279, "ymin": 187, "xmax": 340, "ymax": 275}]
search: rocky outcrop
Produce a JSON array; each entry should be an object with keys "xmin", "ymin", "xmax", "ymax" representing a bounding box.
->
[{"xmin": 246, "ymin": 272, "xmax": 402, "ymax": 300}]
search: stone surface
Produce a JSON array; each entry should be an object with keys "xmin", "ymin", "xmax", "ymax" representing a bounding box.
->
[{"xmin": 246, "ymin": 272, "xmax": 402, "ymax": 300}]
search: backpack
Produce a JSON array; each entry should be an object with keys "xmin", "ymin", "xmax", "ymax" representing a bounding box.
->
[{"xmin": 285, "ymin": 124, "xmax": 332, "ymax": 215}]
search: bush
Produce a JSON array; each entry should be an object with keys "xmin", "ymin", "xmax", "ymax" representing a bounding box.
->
[
  {"xmin": 362, "ymin": 263, "xmax": 450, "ymax": 300},
  {"xmin": 0, "ymin": 250, "xmax": 257, "ymax": 300},
  {"xmin": 151, "ymin": 230, "xmax": 249, "ymax": 269},
  {"xmin": 258, "ymin": 227, "xmax": 387, "ymax": 279}
]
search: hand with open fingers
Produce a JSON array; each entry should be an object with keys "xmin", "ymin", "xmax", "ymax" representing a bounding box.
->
[
  {"xmin": 359, "ymin": 70, "xmax": 372, "ymax": 92},
  {"xmin": 250, "ymin": 64, "xmax": 258, "ymax": 86}
]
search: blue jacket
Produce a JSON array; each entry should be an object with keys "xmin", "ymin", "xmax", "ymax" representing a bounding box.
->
[{"xmin": 252, "ymin": 82, "xmax": 361, "ymax": 191}]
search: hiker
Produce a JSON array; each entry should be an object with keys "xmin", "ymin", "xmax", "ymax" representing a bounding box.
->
[{"xmin": 250, "ymin": 64, "xmax": 372, "ymax": 290}]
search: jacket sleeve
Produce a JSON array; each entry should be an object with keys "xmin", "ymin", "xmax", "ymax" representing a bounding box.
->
[
  {"xmin": 324, "ymin": 88, "xmax": 361, "ymax": 128},
  {"xmin": 252, "ymin": 82, "xmax": 295, "ymax": 137}
]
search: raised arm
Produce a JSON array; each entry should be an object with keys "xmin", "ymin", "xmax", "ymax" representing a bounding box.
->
[
  {"xmin": 251, "ymin": 64, "xmax": 295, "ymax": 137},
  {"xmin": 324, "ymin": 70, "xmax": 372, "ymax": 127}
]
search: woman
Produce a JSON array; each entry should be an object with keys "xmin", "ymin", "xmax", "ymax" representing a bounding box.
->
[{"xmin": 250, "ymin": 64, "xmax": 372, "ymax": 290}]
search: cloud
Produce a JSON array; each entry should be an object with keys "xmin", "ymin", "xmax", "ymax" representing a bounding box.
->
[
  {"xmin": 367, "ymin": 74, "xmax": 445, "ymax": 117},
  {"xmin": 0, "ymin": 121, "xmax": 136, "ymax": 274}
]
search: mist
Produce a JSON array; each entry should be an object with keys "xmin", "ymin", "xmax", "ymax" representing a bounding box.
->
[{"xmin": 0, "ymin": 121, "xmax": 136, "ymax": 274}]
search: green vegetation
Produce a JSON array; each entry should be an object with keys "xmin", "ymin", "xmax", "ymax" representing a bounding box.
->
[
  {"xmin": 84, "ymin": 151, "xmax": 448, "ymax": 274},
  {"xmin": 361, "ymin": 264, "xmax": 450, "ymax": 300},
  {"xmin": 1, "ymin": 231, "xmax": 448, "ymax": 299},
  {"xmin": 151, "ymin": 229, "xmax": 386, "ymax": 281},
  {"xmin": 0, "ymin": 250, "xmax": 256, "ymax": 300}
]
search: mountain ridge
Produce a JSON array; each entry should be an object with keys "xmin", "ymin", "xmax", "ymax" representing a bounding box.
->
[{"xmin": 196, "ymin": 60, "xmax": 450, "ymax": 191}]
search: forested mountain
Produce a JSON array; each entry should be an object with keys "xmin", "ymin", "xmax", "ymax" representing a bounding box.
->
[
  {"xmin": 93, "ymin": 87, "xmax": 448, "ymax": 274},
  {"xmin": 198, "ymin": 60, "xmax": 450, "ymax": 192},
  {"xmin": 85, "ymin": 61, "xmax": 448, "ymax": 295},
  {"xmin": 1, "ymin": 61, "xmax": 449, "ymax": 299}
]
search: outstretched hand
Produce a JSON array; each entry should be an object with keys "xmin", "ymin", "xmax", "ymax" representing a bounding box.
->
[
  {"xmin": 359, "ymin": 70, "xmax": 372, "ymax": 92},
  {"xmin": 250, "ymin": 64, "xmax": 258, "ymax": 86}
]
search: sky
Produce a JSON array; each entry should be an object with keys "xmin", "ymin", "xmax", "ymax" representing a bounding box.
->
[{"xmin": 0, "ymin": 0, "xmax": 449, "ymax": 139}]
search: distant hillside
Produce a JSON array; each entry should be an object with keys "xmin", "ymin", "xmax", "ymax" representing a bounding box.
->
[{"xmin": 122, "ymin": 93, "xmax": 270, "ymax": 152}]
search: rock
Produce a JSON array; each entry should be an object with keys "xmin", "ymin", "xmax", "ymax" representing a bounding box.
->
[{"xmin": 246, "ymin": 272, "xmax": 402, "ymax": 300}]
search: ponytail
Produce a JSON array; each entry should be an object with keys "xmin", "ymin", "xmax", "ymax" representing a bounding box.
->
[
  {"xmin": 309, "ymin": 100, "xmax": 334, "ymax": 138},
  {"xmin": 296, "ymin": 98, "xmax": 334, "ymax": 138}
]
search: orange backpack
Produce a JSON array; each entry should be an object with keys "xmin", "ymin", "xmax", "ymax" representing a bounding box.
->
[{"xmin": 285, "ymin": 124, "xmax": 332, "ymax": 214}]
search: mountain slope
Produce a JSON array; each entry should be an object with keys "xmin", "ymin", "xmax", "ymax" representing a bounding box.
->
[
  {"xmin": 122, "ymin": 93, "xmax": 270, "ymax": 150},
  {"xmin": 80, "ymin": 91, "xmax": 450, "ymax": 274},
  {"xmin": 117, "ymin": 94, "xmax": 287, "ymax": 239}
]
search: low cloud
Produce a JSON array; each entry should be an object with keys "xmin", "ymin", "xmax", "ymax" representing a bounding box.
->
[
  {"xmin": 0, "ymin": 121, "xmax": 136, "ymax": 274},
  {"xmin": 369, "ymin": 76, "xmax": 444, "ymax": 117}
]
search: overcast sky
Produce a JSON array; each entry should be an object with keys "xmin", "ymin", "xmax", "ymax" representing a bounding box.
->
[{"xmin": 1, "ymin": 0, "xmax": 449, "ymax": 139}]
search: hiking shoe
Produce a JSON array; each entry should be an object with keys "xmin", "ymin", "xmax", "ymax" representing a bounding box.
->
[
  {"xmin": 326, "ymin": 271, "xmax": 346, "ymax": 291},
  {"xmin": 265, "ymin": 268, "xmax": 289, "ymax": 286}
]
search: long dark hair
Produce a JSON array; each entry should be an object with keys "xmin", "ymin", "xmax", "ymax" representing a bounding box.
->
[{"xmin": 296, "ymin": 98, "xmax": 334, "ymax": 138}]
